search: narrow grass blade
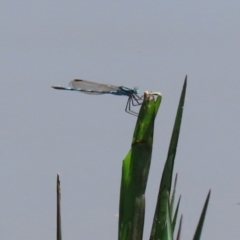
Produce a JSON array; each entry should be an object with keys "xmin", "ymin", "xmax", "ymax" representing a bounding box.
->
[
  {"xmin": 150, "ymin": 76, "xmax": 187, "ymax": 240},
  {"xmin": 192, "ymin": 190, "xmax": 211, "ymax": 240},
  {"xmin": 176, "ymin": 215, "xmax": 183, "ymax": 240},
  {"xmin": 166, "ymin": 198, "xmax": 174, "ymax": 240},
  {"xmin": 172, "ymin": 195, "xmax": 181, "ymax": 232},
  {"xmin": 170, "ymin": 174, "xmax": 181, "ymax": 233},
  {"xmin": 57, "ymin": 173, "xmax": 62, "ymax": 240},
  {"xmin": 119, "ymin": 92, "xmax": 162, "ymax": 240},
  {"xmin": 170, "ymin": 173, "xmax": 178, "ymax": 218}
]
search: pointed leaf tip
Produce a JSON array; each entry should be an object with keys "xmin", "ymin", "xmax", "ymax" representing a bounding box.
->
[
  {"xmin": 192, "ymin": 190, "xmax": 211, "ymax": 240},
  {"xmin": 183, "ymin": 75, "xmax": 187, "ymax": 88},
  {"xmin": 57, "ymin": 173, "xmax": 60, "ymax": 184}
]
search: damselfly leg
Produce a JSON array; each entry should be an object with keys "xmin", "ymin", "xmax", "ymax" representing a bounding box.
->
[
  {"xmin": 125, "ymin": 94, "xmax": 144, "ymax": 116},
  {"xmin": 132, "ymin": 94, "xmax": 144, "ymax": 106}
]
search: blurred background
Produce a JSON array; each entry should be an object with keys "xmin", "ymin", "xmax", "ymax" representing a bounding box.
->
[{"xmin": 0, "ymin": 1, "xmax": 239, "ymax": 239}]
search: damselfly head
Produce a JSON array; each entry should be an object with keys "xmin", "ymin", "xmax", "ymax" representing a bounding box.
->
[{"xmin": 133, "ymin": 87, "xmax": 139, "ymax": 94}]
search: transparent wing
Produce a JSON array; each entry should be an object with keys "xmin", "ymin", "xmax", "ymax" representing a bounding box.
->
[{"xmin": 69, "ymin": 79, "xmax": 121, "ymax": 94}]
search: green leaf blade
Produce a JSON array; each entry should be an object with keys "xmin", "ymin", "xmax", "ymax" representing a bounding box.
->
[
  {"xmin": 192, "ymin": 190, "xmax": 211, "ymax": 240},
  {"xmin": 150, "ymin": 77, "xmax": 187, "ymax": 240},
  {"xmin": 172, "ymin": 195, "xmax": 181, "ymax": 232},
  {"xmin": 119, "ymin": 92, "xmax": 162, "ymax": 240}
]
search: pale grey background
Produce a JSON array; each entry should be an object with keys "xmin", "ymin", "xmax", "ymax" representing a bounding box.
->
[{"xmin": 0, "ymin": 1, "xmax": 239, "ymax": 239}]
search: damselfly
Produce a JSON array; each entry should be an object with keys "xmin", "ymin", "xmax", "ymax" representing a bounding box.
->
[{"xmin": 52, "ymin": 79, "xmax": 143, "ymax": 116}]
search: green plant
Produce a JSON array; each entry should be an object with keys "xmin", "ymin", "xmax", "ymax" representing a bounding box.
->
[
  {"xmin": 118, "ymin": 76, "xmax": 211, "ymax": 240},
  {"xmin": 56, "ymin": 76, "xmax": 211, "ymax": 240}
]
